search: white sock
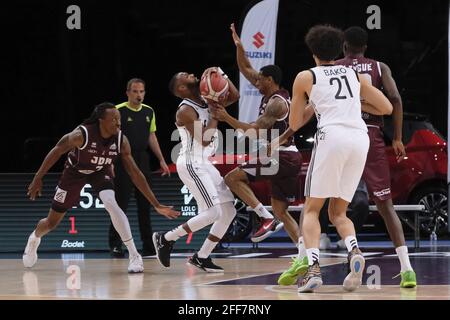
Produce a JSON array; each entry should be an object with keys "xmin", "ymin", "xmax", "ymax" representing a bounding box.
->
[
  {"xmin": 123, "ymin": 238, "xmax": 139, "ymax": 257},
  {"xmin": 297, "ymin": 237, "xmax": 306, "ymax": 260},
  {"xmin": 306, "ymin": 248, "xmax": 320, "ymax": 266},
  {"xmin": 395, "ymin": 246, "xmax": 413, "ymax": 272},
  {"xmin": 31, "ymin": 230, "xmax": 39, "ymax": 239},
  {"xmin": 253, "ymin": 203, "xmax": 273, "ymax": 219},
  {"xmin": 198, "ymin": 239, "xmax": 218, "ymax": 259},
  {"xmin": 165, "ymin": 225, "xmax": 188, "ymax": 241},
  {"xmin": 344, "ymin": 235, "xmax": 358, "ymax": 252}
]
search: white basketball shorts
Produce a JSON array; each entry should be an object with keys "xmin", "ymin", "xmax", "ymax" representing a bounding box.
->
[
  {"xmin": 176, "ymin": 155, "xmax": 235, "ymax": 213},
  {"xmin": 304, "ymin": 125, "xmax": 369, "ymax": 202}
]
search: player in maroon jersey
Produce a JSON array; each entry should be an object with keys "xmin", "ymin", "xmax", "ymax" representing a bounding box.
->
[
  {"xmin": 335, "ymin": 26, "xmax": 416, "ymax": 288},
  {"xmin": 23, "ymin": 102, "xmax": 179, "ymax": 273},
  {"xmin": 211, "ymin": 23, "xmax": 312, "ymax": 246}
]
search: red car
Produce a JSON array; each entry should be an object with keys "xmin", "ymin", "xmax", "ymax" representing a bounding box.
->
[{"xmin": 170, "ymin": 113, "xmax": 448, "ymax": 241}]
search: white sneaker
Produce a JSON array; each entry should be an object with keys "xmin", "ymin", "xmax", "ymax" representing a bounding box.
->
[
  {"xmin": 319, "ymin": 233, "xmax": 331, "ymax": 250},
  {"xmin": 128, "ymin": 254, "xmax": 144, "ymax": 273},
  {"xmin": 336, "ymin": 239, "xmax": 346, "ymax": 250},
  {"xmin": 343, "ymin": 248, "xmax": 365, "ymax": 292},
  {"xmin": 23, "ymin": 233, "xmax": 41, "ymax": 268}
]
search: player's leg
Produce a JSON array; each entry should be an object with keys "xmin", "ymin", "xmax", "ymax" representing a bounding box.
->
[
  {"xmin": 375, "ymin": 198, "xmax": 416, "ymax": 287},
  {"xmin": 99, "ymin": 189, "xmax": 144, "ymax": 273},
  {"xmin": 273, "ymin": 198, "xmax": 308, "ymax": 285},
  {"xmin": 153, "ymin": 160, "xmax": 222, "ymax": 268},
  {"xmin": 189, "ymin": 201, "xmax": 237, "ymax": 272},
  {"xmin": 332, "ymin": 130, "xmax": 369, "ymax": 291},
  {"xmin": 328, "ymin": 198, "xmax": 365, "ymax": 291},
  {"xmin": 271, "ymin": 198, "xmax": 298, "ymax": 243},
  {"xmin": 23, "ymin": 208, "xmax": 66, "ymax": 268},
  {"xmin": 298, "ymin": 197, "xmax": 326, "ymax": 293},
  {"xmin": 24, "ymin": 169, "xmax": 85, "ymax": 268},
  {"xmin": 224, "ymin": 166, "xmax": 277, "ymax": 230},
  {"xmin": 269, "ymin": 150, "xmax": 302, "ymax": 244},
  {"xmin": 92, "ymin": 171, "xmax": 143, "ymax": 273},
  {"xmin": 109, "ymin": 160, "xmax": 133, "ymax": 257},
  {"xmin": 363, "ymin": 128, "xmax": 416, "ymax": 287}
]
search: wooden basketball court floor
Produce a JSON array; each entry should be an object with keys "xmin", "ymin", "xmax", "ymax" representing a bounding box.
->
[{"xmin": 1, "ymin": 244, "xmax": 450, "ymax": 300}]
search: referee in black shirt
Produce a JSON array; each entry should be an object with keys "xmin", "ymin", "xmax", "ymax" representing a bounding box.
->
[{"xmin": 110, "ymin": 78, "xmax": 170, "ymax": 257}]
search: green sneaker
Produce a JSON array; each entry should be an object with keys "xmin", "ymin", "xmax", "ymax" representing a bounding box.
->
[
  {"xmin": 277, "ymin": 256, "xmax": 308, "ymax": 286},
  {"xmin": 400, "ymin": 270, "xmax": 417, "ymax": 288}
]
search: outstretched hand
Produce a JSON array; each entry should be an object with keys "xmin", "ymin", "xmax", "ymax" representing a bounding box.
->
[
  {"xmin": 209, "ymin": 103, "xmax": 228, "ymax": 121},
  {"xmin": 230, "ymin": 23, "xmax": 242, "ymax": 47},
  {"xmin": 155, "ymin": 205, "xmax": 180, "ymax": 219}
]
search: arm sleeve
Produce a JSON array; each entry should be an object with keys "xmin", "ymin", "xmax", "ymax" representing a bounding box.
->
[{"xmin": 150, "ymin": 110, "xmax": 157, "ymax": 133}]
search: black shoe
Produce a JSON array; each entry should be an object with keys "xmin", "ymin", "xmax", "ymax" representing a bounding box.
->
[
  {"xmin": 152, "ymin": 232, "xmax": 174, "ymax": 268},
  {"xmin": 110, "ymin": 246, "xmax": 125, "ymax": 258},
  {"xmin": 188, "ymin": 253, "xmax": 224, "ymax": 273}
]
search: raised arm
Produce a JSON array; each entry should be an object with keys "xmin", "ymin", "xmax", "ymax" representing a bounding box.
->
[
  {"xmin": 230, "ymin": 23, "xmax": 259, "ymax": 86},
  {"xmin": 121, "ymin": 135, "xmax": 179, "ymax": 219},
  {"xmin": 27, "ymin": 128, "xmax": 84, "ymax": 200}
]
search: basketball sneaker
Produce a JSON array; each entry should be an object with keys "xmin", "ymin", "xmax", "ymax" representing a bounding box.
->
[
  {"xmin": 128, "ymin": 254, "xmax": 144, "ymax": 273},
  {"xmin": 188, "ymin": 253, "xmax": 224, "ymax": 273},
  {"xmin": 343, "ymin": 247, "xmax": 365, "ymax": 292},
  {"xmin": 277, "ymin": 256, "xmax": 309, "ymax": 286},
  {"xmin": 23, "ymin": 233, "xmax": 41, "ymax": 268},
  {"xmin": 298, "ymin": 261, "xmax": 322, "ymax": 293},
  {"xmin": 251, "ymin": 218, "xmax": 284, "ymax": 242},
  {"xmin": 152, "ymin": 232, "xmax": 174, "ymax": 268},
  {"xmin": 400, "ymin": 270, "xmax": 417, "ymax": 288}
]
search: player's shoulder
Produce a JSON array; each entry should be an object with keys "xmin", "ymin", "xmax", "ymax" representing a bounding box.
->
[
  {"xmin": 177, "ymin": 103, "xmax": 198, "ymax": 119},
  {"xmin": 116, "ymin": 102, "xmax": 128, "ymax": 109},
  {"xmin": 294, "ymin": 69, "xmax": 315, "ymax": 84}
]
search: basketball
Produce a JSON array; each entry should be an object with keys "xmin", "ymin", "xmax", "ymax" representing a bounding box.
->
[{"xmin": 200, "ymin": 69, "xmax": 229, "ymax": 103}]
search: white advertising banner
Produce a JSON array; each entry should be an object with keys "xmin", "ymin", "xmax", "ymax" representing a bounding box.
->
[{"xmin": 238, "ymin": 0, "xmax": 279, "ymax": 123}]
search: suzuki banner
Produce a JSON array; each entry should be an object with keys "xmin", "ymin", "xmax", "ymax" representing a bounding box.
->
[{"xmin": 238, "ymin": 0, "xmax": 279, "ymax": 123}]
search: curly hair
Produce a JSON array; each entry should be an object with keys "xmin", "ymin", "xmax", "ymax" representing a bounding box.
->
[{"xmin": 305, "ymin": 25, "xmax": 344, "ymax": 61}]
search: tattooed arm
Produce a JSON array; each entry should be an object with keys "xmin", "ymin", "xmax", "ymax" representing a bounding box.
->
[{"xmin": 27, "ymin": 128, "xmax": 84, "ymax": 200}]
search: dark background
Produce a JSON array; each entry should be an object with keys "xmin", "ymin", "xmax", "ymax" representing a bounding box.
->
[{"xmin": 0, "ymin": 0, "xmax": 447, "ymax": 173}]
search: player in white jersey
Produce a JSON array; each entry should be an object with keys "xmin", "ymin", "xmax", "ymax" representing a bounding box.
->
[
  {"xmin": 272, "ymin": 25, "xmax": 393, "ymax": 292},
  {"xmin": 152, "ymin": 68, "xmax": 240, "ymax": 272}
]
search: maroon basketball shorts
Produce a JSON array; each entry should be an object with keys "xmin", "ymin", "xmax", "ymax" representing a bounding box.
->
[
  {"xmin": 51, "ymin": 167, "xmax": 115, "ymax": 213},
  {"xmin": 240, "ymin": 150, "xmax": 302, "ymax": 203},
  {"xmin": 362, "ymin": 126, "xmax": 392, "ymax": 202}
]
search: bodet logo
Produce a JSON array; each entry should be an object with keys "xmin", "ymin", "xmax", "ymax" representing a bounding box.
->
[{"xmin": 61, "ymin": 240, "xmax": 85, "ymax": 248}]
